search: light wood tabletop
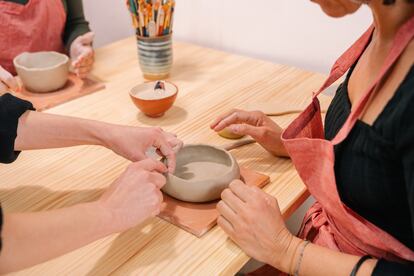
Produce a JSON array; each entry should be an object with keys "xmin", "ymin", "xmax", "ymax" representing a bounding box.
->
[{"xmin": 2, "ymin": 37, "xmax": 333, "ymax": 275}]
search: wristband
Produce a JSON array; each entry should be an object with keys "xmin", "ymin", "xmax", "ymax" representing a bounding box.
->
[{"xmin": 350, "ymin": 255, "xmax": 372, "ymax": 276}]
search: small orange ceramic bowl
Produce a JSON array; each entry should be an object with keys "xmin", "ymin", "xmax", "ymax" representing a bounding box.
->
[{"xmin": 129, "ymin": 81, "xmax": 178, "ymax": 118}]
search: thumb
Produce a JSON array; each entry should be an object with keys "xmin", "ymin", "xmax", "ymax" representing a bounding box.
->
[
  {"xmin": 78, "ymin": 32, "xmax": 94, "ymax": 45},
  {"xmin": 0, "ymin": 67, "xmax": 20, "ymax": 92}
]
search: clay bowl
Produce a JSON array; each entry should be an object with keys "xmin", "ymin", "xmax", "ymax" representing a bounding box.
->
[
  {"xmin": 14, "ymin": 51, "xmax": 69, "ymax": 93},
  {"xmin": 162, "ymin": 144, "xmax": 240, "ymax": 203},
  {"xmin": 130, "ymin": 81, "xmax": 178, "ymax": 118}
]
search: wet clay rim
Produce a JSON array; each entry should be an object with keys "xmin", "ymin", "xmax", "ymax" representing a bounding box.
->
[
  {"xmin": 129, "ymin": 80, "xmax": 178, "ymax": 102},
  {"xmin": 13, "ymin": 51, "xmax": 69, "ymax": 72},
  {"xmin": 166, "ymin": 144, "xmax": 239, "ymax": 183}
]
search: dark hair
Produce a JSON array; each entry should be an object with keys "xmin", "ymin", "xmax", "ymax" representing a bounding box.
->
[{"xmin": 383, "ymin": 0, "xmax": 414, "ymax": 4}]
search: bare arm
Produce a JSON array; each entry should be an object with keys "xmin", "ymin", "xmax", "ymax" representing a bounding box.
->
[
  {"xmin": 0, "ymin": 159, "xmax": 167, "ymax": 274},
  {"xmin": 272, "ymin": 237, "xmax": 377, "ymax": 276},
  {"xmin": 15, "ymin": 111, "xmax": 106, "ymax": 150},
  {"xmin": 14, "ymin": 111, "xmax": 181, "ymax": 172},
  {"xmin": 0, "ymin": 202, "xmax": 110, "ymax": 273}
]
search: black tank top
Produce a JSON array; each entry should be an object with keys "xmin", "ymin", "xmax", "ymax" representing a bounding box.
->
[{"xmin": 325, "ymin": 64, "xmax": 414, "ymax": 274}]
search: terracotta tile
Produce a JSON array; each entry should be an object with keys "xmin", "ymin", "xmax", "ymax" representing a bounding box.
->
[
  {"xmin": 159, "ymin": 167, "xmax": 270, "ymax": 237},
  {"xmin": 15, "ymin": 74, "xmax": 105, "ymax": 111}
]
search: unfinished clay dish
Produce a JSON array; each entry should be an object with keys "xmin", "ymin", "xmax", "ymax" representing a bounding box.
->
[
  {"xmin": 130, "ymin": 81, "xmax": 178, "ymax": 117},
  {"xmin": 218, "ymin": 127, "xmax": 245, "ymax": 140},
  {"xmin": 162, "ymin": 144, "xmax": 240, "ymax": 203},
  {"xmin": 14, "ymin": 51, "xmax": 69, "ymax": 93}
]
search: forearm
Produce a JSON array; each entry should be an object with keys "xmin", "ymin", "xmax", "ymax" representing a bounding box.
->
[
  {"xmin": 0, "ymin": 202, "xmax": 113, "ymax": 273},
  {"xmin": 15, "ymin": 111, "xmax": 112, "ymax": 151},
  {"xmin": 64, "ymin": 0, "xmax": 91, "ymax": 50},
  {"xmin": 274, "ymin": 237, "xmax": 377, "ymax": 276}
]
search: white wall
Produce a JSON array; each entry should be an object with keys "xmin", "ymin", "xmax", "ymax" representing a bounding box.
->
[{"xmin": 84, "ymin": 0, "xmax": 372, "ymax": 73}]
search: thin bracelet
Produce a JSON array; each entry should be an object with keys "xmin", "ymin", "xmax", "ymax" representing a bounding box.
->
[
  {"xmin": 350, "ymin": 255, "xmax": 372, "ymax": 276},
  {"xmin": 293, "ymin": 240, "xmax": 311, "ymax": 276},
  {"xmin": 288, "ymin": 240, "xmax": 302, "ymax": 275}
]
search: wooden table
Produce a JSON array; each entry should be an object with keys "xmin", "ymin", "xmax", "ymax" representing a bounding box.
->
[{"xmin": 1, "ymin": 37, "xmax": 332, "ymax": 275}]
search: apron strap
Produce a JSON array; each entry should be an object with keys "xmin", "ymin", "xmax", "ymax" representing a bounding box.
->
[
  {"xmin": 332, "ymin": 16, "xmax": 414, "ymax": 145},
  {"xmin": 313, "ymin": 25, "xmax": 374, "ymax": 98}
]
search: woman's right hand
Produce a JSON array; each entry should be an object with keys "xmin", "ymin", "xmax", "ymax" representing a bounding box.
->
[
  {"xmin": 211, "ymin": 109, "xmax": 289, "ymax": 157},
  {"xmin": 98, "ymin": 159, "xmax": 167, "ymax": 233},
  {"xmin": 0, "ymin": 65, "xmax": 20, "ymax": 93}
]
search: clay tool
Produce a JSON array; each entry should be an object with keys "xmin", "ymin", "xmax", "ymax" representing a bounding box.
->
[
  {"xmin": 148, "ymin": 20, "xmax": 157, "ymax": 37},
  {"xmin": 127, "ymin": 0, "xmax": 174, "ymax": 37},
  {"xmin": 163, "ymin": 3, "xmax": 171, "ymax": 35},
  {"xmin": 220, "ymin": 138, "xmax": 256, "ymax": 151},
  {"xmin": 244, "ymin": 102, "xmax": 328, "ymax": 116},
  {"xmin": 156, "ymin": 4, "xmax": 165, "ymax": 35},
  {"xmin": 0, "ymin": 80, "xmax": 10, "ymax": 95},
  {"xmin": 0, "ymin": 79, "xmax": 19, "ymax": 95},
  {"xmin": 138, "ymin": 10, "xmax": 144, "ymax": 35},
  {"xmin": 169, "ymin": 5, "xmax": 174, "ymax": 34}
]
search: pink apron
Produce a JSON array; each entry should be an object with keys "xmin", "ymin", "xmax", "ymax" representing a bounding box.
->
[
  {"xmin": 0, "ymin": 0, "xmax": 66, "ymax": 75},
  {"xmin": 283, "ymin": 17, "xmax": 414, "ymax": 261},
  {"xmin": 250, "ymin": 16, "xmax": 414, "ymax": 276}
]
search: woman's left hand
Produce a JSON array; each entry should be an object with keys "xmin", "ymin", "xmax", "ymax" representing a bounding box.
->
[
  {"xmin": 217, "ymin": 179, "xmax": 298, "ymax": 271},
  {"xmin": 103, "ymin": 125, "xmax": 183, "ymax": 173},
  {"xmin": 70, "ymin": 32, "xmax": 95, "ymax": 79}
]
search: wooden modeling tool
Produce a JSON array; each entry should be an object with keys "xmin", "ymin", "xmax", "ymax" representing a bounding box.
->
[
  {"xmin": 128, "ymin": 0, "xmax": 174, "ymax": 37},
  {"xmin": 148, "ymin": 21, "xmax": 157, "ymax": 37},
  {"xmin": 244, "ymin": 101, "xmax": 328, "ymax": 116},
  {"xmin": 221, "ymin": 138, "xmax": 256, "ymax": 151},
  {"xmin": 156, "ymin": 4, "xmax": 165, "ymax": 35}
]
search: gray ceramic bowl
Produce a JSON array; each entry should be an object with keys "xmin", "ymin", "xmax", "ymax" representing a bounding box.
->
[
  {"xmin": 162, "ymin": 144, "xmax": 240, "ymax": 203},
  {"xmin": 14, "ymin": 51, "xmax": 69, "ymax": 93}
]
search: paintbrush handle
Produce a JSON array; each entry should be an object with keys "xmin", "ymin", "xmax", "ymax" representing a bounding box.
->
[{"xmin": 221, "ymin": 138, "xmax": 256, "ymax": 151}]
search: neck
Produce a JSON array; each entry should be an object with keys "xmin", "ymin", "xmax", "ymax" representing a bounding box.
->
[{"xmin": 369, "ymin": 0, "xmax": 414, "ymax": 42}]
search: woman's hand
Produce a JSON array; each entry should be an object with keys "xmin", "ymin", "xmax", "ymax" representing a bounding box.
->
[
  {"xmin": 70, "ymin": 32, "xmax": 95, "ymax": 79},
  {"xmin": 217, "ymin": 179, "xmax": 300, "ymax": 272},
  {"xmin": 103, "ymin": 125, "xmax": 182, "ymax": 172},
  {"xmin": 0, "ymin": 65, "xmax": 20, "ymax": 93},
  {"xmin": 98, "ymin": 159, "xmax": 167, "ymax": 233},
  {"xmin": 210, "ymin": 109, "xmax": 289, "ymax": 157}
]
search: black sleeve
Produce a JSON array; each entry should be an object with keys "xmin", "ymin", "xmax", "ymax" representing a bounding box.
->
[
  {"xmin": 0, "ymin": 93, "xmax": 34, "ymax": 164},
  {"xmin": 372, "ymin": 76, "xmax": 414, "ymax": 275},
  {"xmin": 373, "ymin": 260, "xmax": 414, "ymax": 276},
  {"xmin": 63, "ymin": 0, "xmax": 91, "ymax": 51},
  {"xmin": 0, "ymin": 205, "xmax": 3, "ymax": 252}
]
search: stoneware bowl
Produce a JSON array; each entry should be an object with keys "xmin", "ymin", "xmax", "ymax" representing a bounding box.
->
[
  {"xmin": 130, "ymin": 81, "xmax": 178, "ymax": 117},
  {"xmin": 162, "ymin": 144, "xmax": 240, "ymax": 203},
  {"xmin": 13, "ymin": 51, "xmax": 69, "ymax": 93},
  {"xmin": 136, "ymin": 34, "xmax": 173, "ymax": 80}
]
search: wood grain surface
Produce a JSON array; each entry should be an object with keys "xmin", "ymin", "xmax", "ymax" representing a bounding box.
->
[
  {"xmin": 1, "ymin": 36, "xmax": 333, "ymax": 275},
  {"xmin": 14, "ymin": 74, "xmax": 105, "ymax": 111}
]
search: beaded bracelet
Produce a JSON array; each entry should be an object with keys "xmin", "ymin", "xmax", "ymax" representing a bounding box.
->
[
  {"xmin": 288, "ymin": 240, "xmax": 302, "ymax": 275},
  {"xmin": 293, "ymin": 240, "xmax": 310, "ymax": 276}
]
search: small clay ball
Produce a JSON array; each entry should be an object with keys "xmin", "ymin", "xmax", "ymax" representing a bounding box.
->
[{"xmin": 218, "ymin": 128, "xmax": 245, "ymax": 140}]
